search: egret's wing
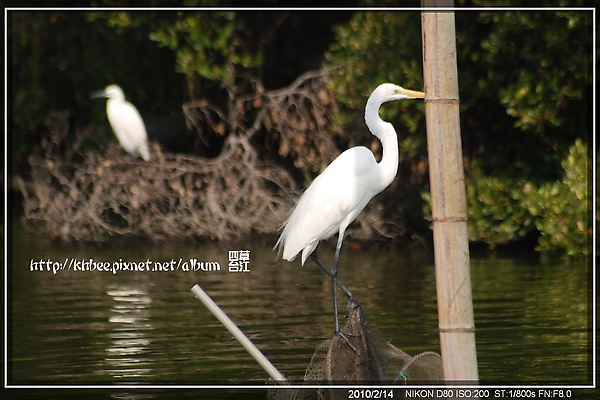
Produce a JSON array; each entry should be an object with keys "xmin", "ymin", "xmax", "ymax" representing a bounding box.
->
[
  {"xmin": 107, "ymin": 102, "xmax": 149, "ymax": 158},
  {"xmin": 279, "ymin": 179, "xmax": 346, "ymax": 262},
  {"xmin": 277, "ymin": 147, "xmax": 378, "ymax": 264}
]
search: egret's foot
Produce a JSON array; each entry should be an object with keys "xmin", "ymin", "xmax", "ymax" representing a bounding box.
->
[
  {"xmin": 335, "ymin": 330, "xmax": 362, "ymax": 356},
  {"xmin": 129, "ymin": 155, "xmax": 139, "ymax": 171},
  {"xmin": 345, "ymin": 299, "xmax": 369, "ymax": 327}
]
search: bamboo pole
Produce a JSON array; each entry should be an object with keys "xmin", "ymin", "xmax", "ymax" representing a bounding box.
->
[
  {"xmin": 420, "ymin": 1, "xmax": 479, "ymax": 382},
  {"xmin": 191, "ymin": 284, "xmax": 287, "ymax": 382}
]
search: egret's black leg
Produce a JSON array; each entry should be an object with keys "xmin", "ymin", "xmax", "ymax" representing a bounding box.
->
[
  {"xmin": 330, "ymin": 234, "xmax": 342, "ymax": 338},
  {"xmin": 330, "ymin": 232, "xmax": 363, "ymax": 354},
  {"xmin": 310, "ymin": 252, "xmax": 356, "ymax": 302},
  {"xmin": 129, "ymin": 154, "xmax": 138, "ymax": 172},
  {"xmin": 311, "ymin": 250, "xmax": 368, "ymax": 325}
]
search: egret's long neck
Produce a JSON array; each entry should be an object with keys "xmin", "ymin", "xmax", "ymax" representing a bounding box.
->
[
  {"xmin": 365, "ymin": 98, "xmax": 399, "ymax": 191},
  {"xmin": 107, "ymin": 97, "xmax": 124, "ymax": 112}
]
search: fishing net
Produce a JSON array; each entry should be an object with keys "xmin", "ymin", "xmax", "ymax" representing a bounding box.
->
[{"xmin": 268, "ymin": 301, "xmax": 443, "ymax": 400}]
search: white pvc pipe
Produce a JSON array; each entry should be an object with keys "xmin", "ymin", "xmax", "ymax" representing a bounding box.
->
[{"xmin": 191, "ymin": 284, "xmax": 287, "ymax": 382}]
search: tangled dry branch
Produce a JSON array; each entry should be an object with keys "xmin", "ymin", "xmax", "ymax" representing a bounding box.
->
[{"xmin": 18, "ymin": 139, "xmax": 296, "ymax": 242}]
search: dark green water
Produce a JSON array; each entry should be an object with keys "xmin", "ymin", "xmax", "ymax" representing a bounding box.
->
[{"xmin": 6, "ymin": 222, "xmax": 592, "ymax": 398}]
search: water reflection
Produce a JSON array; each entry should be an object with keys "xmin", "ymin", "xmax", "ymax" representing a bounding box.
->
[
  {"xmin": 470, "ymin": 253, "xmax": 590, "ymax": 384},
  {"xmin": 104, "ymin": 287, "xmax": 154, "ymax": 379}
]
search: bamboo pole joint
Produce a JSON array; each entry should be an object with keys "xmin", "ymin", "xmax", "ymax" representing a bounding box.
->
[
  {"xmin": 432, "ymin": 216, "xmax": 468, "ymax": 223},
  {"xmin": 424, "ymin": 98, "xmax": 460, "ymax": 104},
  {"xmin": 439, "ymin": 327, "xmax": 476, "ymax": 333}
]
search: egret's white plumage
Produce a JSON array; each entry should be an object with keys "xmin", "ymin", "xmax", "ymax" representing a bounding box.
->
[
  {"xmin": 275, "ymin": 83, "xmax": 424, "ymax": 264},
  {"xmin": 274, "ymin": 83, "xmax": 424, "ymax": 339},
  {"xmin": 92, "ymin": 85, "xmax": 151, "ymax": 161}
]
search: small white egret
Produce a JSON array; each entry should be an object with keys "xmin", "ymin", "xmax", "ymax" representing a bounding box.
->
[
  {"xmin": 91, "ymin": 85, "xmax": 151, "ymax": 161},
  {"xmin": 275, "ymin": 83, "xmax": 425, "ymax": 343}
]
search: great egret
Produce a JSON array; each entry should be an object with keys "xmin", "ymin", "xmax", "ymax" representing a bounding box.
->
[
  {"xmin": 275, "ymin": 83, "xmax": 424, "ymax": 343},
  {"xmin": 91, "ymin": 85, "xmax": 151, "ymax": 161}
]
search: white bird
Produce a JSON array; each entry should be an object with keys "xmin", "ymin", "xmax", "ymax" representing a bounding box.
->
[
  {"xmin": 275, "ymin": 83, "xmax": 424, "ymax": 341},
  {"xmin": 91, "ymin": 85, "xmax": 151, "ymax": 161}
]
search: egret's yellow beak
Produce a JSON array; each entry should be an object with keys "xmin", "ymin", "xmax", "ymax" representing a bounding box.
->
[{"xmin": 402, "ymin": 88, "xmax": 425, "ymax": 99}]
